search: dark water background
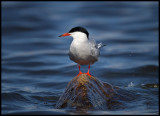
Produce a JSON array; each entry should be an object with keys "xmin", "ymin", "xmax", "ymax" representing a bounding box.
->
[{"xmin": 2, "ymin": 1, "xmax": 159, "ymax": 115}]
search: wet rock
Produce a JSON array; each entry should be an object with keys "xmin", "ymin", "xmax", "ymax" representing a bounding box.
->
[
  {"xmin": 141, "ymin": 83, "xmax": 159, "ymax": 88},
  {"xmin": 55, "ymin": 74, "xmax": 126, "ymax": 110}
]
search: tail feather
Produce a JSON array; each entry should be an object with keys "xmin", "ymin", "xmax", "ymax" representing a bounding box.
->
[{"xmin": 97, "ymin": 43, "xmax": 106, "ymax": 49}]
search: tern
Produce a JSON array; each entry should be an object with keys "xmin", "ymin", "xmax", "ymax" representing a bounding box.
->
[{"xmin": 59, "ymin": 26, "xmax": 105, "ymax": 77}]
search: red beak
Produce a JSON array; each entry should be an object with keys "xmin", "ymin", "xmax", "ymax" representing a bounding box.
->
[{"xmin": 59, "ymin": 33, "xmax": 71, "ymax": 37}]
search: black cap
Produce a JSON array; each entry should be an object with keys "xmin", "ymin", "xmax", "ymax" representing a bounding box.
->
[{"xmin": 68, "ymin": 26, "xmax": 89, "ymax": 38}]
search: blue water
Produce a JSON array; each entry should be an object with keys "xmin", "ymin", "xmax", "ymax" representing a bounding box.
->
[{"xmin": 2, "ymin": 1, "xmax": 159, "ymax": 115}]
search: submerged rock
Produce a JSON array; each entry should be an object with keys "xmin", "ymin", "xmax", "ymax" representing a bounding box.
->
[{"xmin": 55, "ymin": 74, "xmax": 133, "ymax": 110}]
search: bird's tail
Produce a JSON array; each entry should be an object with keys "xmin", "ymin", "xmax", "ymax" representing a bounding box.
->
[{"xmin": 97, "ymin": 42, "xmax": 106, "ymax": 49}]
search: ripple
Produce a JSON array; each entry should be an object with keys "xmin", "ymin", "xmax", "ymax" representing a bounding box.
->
[
  {"xmin": 36, "ymin": 81, "xmax": 67, "ymax": 88},
  {"xmin": 2, "ymin": 49, "xmax": 68, "ymax": 61},
  {"xmin": 30, "ymin": 95, "xmax": 59, "ymax": 103},
  {"xmin": 4, "ymin": 109, "xmax": 67, "ymax": 115},
  {"xmin": 99, "ymin": 65, "xmax": 158, "ymax": 78},
  {"xmin": 2, "ymin": 92, "xmax": 29, "ymax": 102}
]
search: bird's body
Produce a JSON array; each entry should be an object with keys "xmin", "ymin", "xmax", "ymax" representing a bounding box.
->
[
  {"xmin": 69, "ymin": 32, "xmax": 99, "ymax": 65},
  {"xmin": 59, "ymin": 27, "xmax": 105, "ymax": 76}
]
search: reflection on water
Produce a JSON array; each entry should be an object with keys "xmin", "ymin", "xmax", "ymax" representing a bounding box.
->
[{"xmin": 2, "ymin": 1, "xmax": 158, "ymax": 115}]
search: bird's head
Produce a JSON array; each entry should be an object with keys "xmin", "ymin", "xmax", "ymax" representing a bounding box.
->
[{"xmin": 59, "ymin": 26, "xmax": 89, "ymax": 40}]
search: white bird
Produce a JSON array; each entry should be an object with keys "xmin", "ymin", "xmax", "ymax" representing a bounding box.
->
[{"xmin": 59, "ymin": 26, "xmax": 105, "ymax": 77}]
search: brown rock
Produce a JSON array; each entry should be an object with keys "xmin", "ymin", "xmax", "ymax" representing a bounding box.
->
[{"xmin": 55, "ymin": 74, "xmax": 124, "ymax": 110}]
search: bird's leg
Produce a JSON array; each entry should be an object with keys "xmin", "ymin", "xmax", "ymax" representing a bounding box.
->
[
  {"xmin": 86, "ymin": 64, "xmax": 91, "ymax": 77},
  {"xmin": 77, "ymin": 64, "xmax": 83, "ymax": 76}
]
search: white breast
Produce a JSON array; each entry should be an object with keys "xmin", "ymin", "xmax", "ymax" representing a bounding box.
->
[{"xmin": 70, "ymin": 39, "xmax": 91, "ymax": 59}]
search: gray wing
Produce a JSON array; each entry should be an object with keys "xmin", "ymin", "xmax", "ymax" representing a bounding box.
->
[{"xmin": 89, "ymin": 37, "xmax": 100, "ymax": 59}]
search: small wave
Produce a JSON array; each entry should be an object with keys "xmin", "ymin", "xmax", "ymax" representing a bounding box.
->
[
  {"xmin": 2, "ymin": 92, "xmax": 29, "ymax": 102},
  {"xmin": 30, "ymin": 95, "xmax": 59, "ymax": 103},
  {"xmin": 4, "ymin": 109, "xmax": 67, "ymax": 115},
  {"xmin": 127, "ymin": 82, "xmax": 135, "ymax": 87},
  {"xmin": 36, "ymin": 82, "xmax": 67, "ymax": 88},
  {"xmin": 2, "ymin": 49, "xmax": 68, "ymax": 61},
  {"xmin": 133, "ymin": 65, "xmax": 158, "ymax": 73},
  {"xmin": 100, "ymin": 64, "xmax": 158, "ymax": 78}
]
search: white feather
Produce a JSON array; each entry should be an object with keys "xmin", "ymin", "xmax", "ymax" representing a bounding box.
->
[{"xmin": 68, "ymin": 32, "xmax": 105, "ymax": 65}]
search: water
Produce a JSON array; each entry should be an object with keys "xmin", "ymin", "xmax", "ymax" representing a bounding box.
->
[{"xmin": 2, "ymin": 1, "xmax": 159, "ymax": 115}]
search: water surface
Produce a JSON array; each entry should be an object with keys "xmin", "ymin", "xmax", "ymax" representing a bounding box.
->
[{"xmin": 2, "ymin": 1, "xmax": 159, "ymax": 115}]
